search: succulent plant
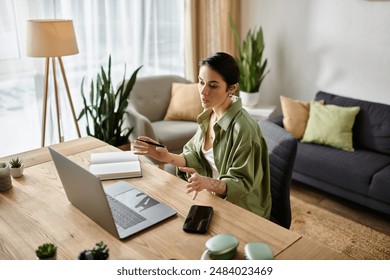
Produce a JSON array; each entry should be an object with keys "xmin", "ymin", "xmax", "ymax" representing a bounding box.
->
[
  {"xmin": 91, "ymin": 241, "xmax": 109, "ymax": 260},
  {"xmin": 36, "ymin": 243, "xmax": 57, "ymax": 259},
  {"xmin": 78, "ymin": 241, "xmax": 109, "ymax": 260},
  {"xmin": 9, "ymin": 157, "xmax": 22, "ymax": 168}
]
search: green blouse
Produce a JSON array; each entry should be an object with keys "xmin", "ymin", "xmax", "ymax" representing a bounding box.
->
[{"xmin": 178, "ymin": 96, "xmax": 271, "ymax": 219}]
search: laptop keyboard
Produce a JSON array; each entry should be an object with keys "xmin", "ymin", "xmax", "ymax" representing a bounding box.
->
[{"xmin": 106, "ymin": 195, "xmax": 147, "ymax": 229}]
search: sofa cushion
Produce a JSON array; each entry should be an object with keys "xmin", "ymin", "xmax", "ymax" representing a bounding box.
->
[
  {"xmin": 301, "ymin": 101, "xmax": 360, "ymax": 151},
  {"xmin": 294, "ymin": 142, "xmax": 390, "ymax": 196},
  {"xmin": 130, "ymin": 75, "xmax": 191, "ymax": 122},
  {"xmin": 316, "ymin": 91, "xmax": 390, "ymax": 155},
  {"xmin": 369, "ymin": 165, "xmax": 390, "ymax": 204},
  {"xmin": 280, "ymin": 95, "xmax": 310, "ymax": 139},
  {"xmin": 279, "ymin": 96, "xmax": 323, "ymax": 139},
  {"xmin": 164, "ymin": 83, "xmax": 203, "ymax": 121}
]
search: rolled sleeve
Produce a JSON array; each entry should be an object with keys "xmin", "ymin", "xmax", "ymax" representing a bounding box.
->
[{"xmin": 221, "ymin": 176, "xmax": 244, "ymax": 203}]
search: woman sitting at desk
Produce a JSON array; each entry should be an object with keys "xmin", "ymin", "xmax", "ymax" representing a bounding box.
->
[{"xmin": 133, "ymin": 52, "xmax": 271, "ymax": 218}]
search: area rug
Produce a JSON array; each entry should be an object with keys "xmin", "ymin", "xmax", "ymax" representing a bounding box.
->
[{"xmin": 290, "ymin": 196, "xmax": 390, "ymax": 260}]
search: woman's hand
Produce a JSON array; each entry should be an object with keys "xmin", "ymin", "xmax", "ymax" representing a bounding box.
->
[
  {"xmin": 179, "ymin": 167, "xmax": 211, "ymax": 198},
  {"xmin": 179, "ymin": 166, "xmax": 227, "ymax": 200},
  {"xmin": 133, "ymin": 136, "xmax": 170, "ymax": 162}
]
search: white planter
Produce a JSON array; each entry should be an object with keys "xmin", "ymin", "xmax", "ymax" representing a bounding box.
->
[
  {"xmin": 10, "ymin": 164, "xmax": 24, "ymax": 178},
  {"xmin": 240, "ymin": 91, "xmax": 260, "ymax": 107}
]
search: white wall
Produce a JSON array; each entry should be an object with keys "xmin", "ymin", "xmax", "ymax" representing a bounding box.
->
[{"xmin": 241, "ymin": 0, "xmax": 390, "ymax": 113}]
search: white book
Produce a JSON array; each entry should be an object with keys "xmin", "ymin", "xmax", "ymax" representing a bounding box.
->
[{"xmin": 89, "ymin": 151, "xmax": 142, "ymax": 180}]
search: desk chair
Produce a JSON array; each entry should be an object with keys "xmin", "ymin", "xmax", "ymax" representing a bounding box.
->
[{"xmin": 259, "ymin": 120, "xmax": 298, "ymax": 229}]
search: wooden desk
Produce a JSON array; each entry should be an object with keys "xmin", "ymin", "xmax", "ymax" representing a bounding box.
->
[
  {"xmin": 0, "ymin": 137, "xmax": 108, "ymax": 168},
  {"xmin": 0, "ymin": 137, "xmax": 349, "ymax": 260},
  {"xmin": 276, "ymin": 237, "xmax": 350, "ymax": 260}
]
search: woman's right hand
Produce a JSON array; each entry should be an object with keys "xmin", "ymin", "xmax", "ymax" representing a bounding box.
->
[{"xmin": 132, "ymin": 136, "xmax": 170, "ymax": 162}]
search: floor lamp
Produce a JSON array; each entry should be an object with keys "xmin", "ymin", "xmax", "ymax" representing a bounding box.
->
[{"xmin": 26, "ymin": 19, "xmax": 81, "ymax": 147}]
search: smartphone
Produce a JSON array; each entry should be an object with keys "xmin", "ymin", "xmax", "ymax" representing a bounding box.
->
[{"xmin": 183, "ymin": 205, "xmax": 213, "ymax": 234}]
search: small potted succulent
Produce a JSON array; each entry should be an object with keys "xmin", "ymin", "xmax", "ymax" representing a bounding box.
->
[
  {"xmin": 78, "ymin": 241, "xmax": 109, "ymax": 260},
  {"xmin": 9, "ymin": 157, "xmax": 24, "ymax": 178},
  {"xmin": 36, "ymin": 243, "xmax": 57, "ymax": 260},
  {"xmin": 0, "ymin": 162, "xmax": 12, "ymax": 191}
]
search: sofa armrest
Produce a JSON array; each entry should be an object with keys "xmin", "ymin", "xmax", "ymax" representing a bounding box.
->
[
  {"xmin": 125, "ymin": 103, "xmax": 157, "ymax": 141},
  {"xmin": 268, "ymin": 114, "xmax": 284, "ymax": 128}
]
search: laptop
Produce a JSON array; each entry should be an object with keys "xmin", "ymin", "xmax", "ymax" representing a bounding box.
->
[{"xmin": 48, "ymin": 147, "xmax": 177, "ymax": 239}]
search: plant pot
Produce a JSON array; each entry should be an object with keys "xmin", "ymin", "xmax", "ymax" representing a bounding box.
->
[
  {"xmin": 37, "ymin": 254, "xmax": 57, "ymax": 260},
  {"xmin": 240, "ymin": 91, "xmax": 260, "ymax": 107},
  {"xmin": 0, "ymin": 162, "xmax": 12, "ymax": 192},
  {"xmin": 117, "ymin": 141, "xmax": 130, "ymax": 151},
  {"xmin": 10, "ymin": 164, "xmax": 24, "ymax": 178}
]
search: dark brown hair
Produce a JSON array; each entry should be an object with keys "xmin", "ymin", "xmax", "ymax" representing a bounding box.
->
[{"xmin": 199, "ymin": 52, "xmax": 240, "ymax": 89}]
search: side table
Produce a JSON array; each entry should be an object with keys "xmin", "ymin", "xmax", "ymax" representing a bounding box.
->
[{"xmin": 243, "ymin": 105, "xmax": 276, "ymax": 121}]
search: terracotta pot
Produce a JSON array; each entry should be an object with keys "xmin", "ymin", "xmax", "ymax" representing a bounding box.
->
[{"xmin": 117, "ymin": 142, "xmax": 130, "ymax": 151}]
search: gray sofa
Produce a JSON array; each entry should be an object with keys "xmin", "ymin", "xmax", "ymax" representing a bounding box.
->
[{"xmin": 271, "ymin": 91, "xmax": 390, "ymax": 216}]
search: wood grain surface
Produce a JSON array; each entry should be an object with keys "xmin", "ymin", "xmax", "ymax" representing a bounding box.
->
[{"xmin": 0, "ymin": 137, "xmax": 350, "ymax": 260}]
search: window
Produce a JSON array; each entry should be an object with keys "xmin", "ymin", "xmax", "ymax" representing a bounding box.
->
[{"xmin": 0, "ymin": 0, "xmax": 184, "ymax": 156}]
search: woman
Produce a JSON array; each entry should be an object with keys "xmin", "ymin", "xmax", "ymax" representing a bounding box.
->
[{"xmin": 133, "ymin": 52, "xmax": 271, "ymax": 218}]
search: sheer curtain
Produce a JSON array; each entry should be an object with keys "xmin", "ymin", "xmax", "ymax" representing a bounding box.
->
[
  {"xmin": 184, "ymin": 0, "xmax": 240, "ymax": 82},
  {"xmin": 0, "ymin": 0, "xmax": 184, "ymax": 156}
]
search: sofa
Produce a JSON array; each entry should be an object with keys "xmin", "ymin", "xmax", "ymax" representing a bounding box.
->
[{"xmin": 271, "ymin": 91, "xmax": 390, "ymax": 216}]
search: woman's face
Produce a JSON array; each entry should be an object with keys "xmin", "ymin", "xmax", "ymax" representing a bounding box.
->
[{"xmin": 198, "ymin": 65, "xmax": 231, "ymax": 110}]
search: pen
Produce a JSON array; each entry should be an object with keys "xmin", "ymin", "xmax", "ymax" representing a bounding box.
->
[
  {"xmin": 137, "ymin": 139, "xmax": 165, "ymax": 148},
  {"xmin": 192, "ymin": 191, "xmax": 198, "ymax": 200}
]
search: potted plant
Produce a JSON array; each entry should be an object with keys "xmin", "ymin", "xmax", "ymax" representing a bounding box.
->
[
  {"xmin": 0, "ymin": 162, "xmax": 12, "ymax": 191},
  {"xmin": 36, "ymin": 243, "xmax": 57, "ymax": 260},
  {"xmin": 78, "ymin": 241, "xmax": 109, "ymax": 260},
  {"xmin": 9, "ymin": 157, "xmax": 24, "ymax": 178},
  {"xmin": 78, "ymin": 55, "xmax": 142, "ymax": 148},
  {"xmin": 229, "ymin": 17, "xmax": 269, "ymax": 107}
]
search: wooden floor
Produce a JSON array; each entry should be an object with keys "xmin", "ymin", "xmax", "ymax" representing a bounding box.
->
[{"xmin": 290, "ymin": 181, "xmax": 390, "ymax": 236}]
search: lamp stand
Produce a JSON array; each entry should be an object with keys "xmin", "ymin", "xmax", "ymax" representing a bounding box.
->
[{"xmin": 41, "ymin": 57, "xmax": 81, "ymax": 147}]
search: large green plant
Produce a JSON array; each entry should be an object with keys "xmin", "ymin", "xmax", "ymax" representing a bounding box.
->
[
  {"xmin": 78, "ymin": 56, "xmax": 142, "ymax": 146},
  {"xmin": 230, "ymin": 17, "xmax": 269, "ymax": 93}
]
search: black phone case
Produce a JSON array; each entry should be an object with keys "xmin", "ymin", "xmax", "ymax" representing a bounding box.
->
[{"xmin": 183, "ymin": 205, "xmax": 213, "ymax": 234}]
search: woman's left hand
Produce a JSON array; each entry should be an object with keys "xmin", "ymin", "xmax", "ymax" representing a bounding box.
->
[{"xmin": 179, "ymin": 167, "xmax": 209, "ymax": 196}]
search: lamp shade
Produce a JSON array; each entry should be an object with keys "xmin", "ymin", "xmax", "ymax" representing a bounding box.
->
[{"xmin": 26, "ymin": 19, "xmax": 79, "ymax": 57}]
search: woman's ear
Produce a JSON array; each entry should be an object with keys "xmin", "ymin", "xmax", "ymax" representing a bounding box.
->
[{"xmin": 229, "ymin": 83, "xmax": 239, "ymax": 95}]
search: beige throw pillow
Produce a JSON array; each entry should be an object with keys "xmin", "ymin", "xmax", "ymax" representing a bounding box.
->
[
  {"xmin": 164, "ymin": 83, "xmax": 203, "ymax": 121},
  {"xmin": 280, "ymin": 95, "xmax": 324, "ymax": 139}
]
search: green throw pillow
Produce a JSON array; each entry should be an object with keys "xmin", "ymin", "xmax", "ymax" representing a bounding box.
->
[{"xmin": 301, "ymin": 101, "xmax": 360, "ymax": 151}]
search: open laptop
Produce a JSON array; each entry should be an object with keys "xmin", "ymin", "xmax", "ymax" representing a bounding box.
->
[{"xmin": 48, "ymin": 147, "xmax": 177, "ymax": 239}]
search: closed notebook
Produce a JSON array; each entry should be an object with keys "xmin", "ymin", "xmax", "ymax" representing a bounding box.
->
[{"xmin": 89, "ymin": 151, "xmax": 142, "ymax": 180}]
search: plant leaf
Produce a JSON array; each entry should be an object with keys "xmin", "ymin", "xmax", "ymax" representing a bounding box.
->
[{"xmin": 77, "ymin": 56, "xmax": 142, "ymax": 146}]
